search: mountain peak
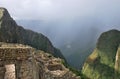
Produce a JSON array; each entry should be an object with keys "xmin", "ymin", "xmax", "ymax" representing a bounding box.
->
[
  {"xmin": 97, "ymin": 29, "xmax": 120, "ymax": 53},
  {"xmin": 82, "ymin": 29, "xmax": 120, "ymax": 79},
  {"xmin": 0, "ymin": 7, "xmax": 11, "ymax": 20},
  {"xmin": 0, "ymin": 7, "xmax": 65, "ymax": 60}
]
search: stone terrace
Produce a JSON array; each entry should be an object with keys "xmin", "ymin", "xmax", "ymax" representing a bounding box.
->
[{"xmin": 0, "ymin": 42, "xmax": 81, "ymax": 79}]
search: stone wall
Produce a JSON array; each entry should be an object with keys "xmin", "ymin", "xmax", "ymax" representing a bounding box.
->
[
  {"xmin": 0, "ymin": 43, "xmax": 35, "ymax": 79},
  {"xmin": 0, "ymin": 48, "xmax": 32, "ymax": 60},
  {"xmin": 4, "ymin": 64, "xmax": 16, "ymax": 79},
  {"xmin": 35, "ymin": 51, "xmax": 81, "ymax": 79},
  {"xmin": 0, "ymin": 43, "xmax": 81, "ymax": 79},
  {"xmin": 0, "ymin": 66, "xmax": 5, "ymax": 79}
]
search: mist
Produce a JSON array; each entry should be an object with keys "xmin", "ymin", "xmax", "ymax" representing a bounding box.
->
[{"xmin": 1, "ymin": 0, "xmax": 120, "ymax": 68}]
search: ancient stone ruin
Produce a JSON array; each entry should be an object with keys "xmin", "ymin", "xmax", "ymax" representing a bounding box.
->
[
  {"xmin": 0, "ymin": 42, "xmax": 80, "ymax": 79},
  {"xmin": 0, "ymin": 42, "xmax": 34, "ymax": 79}
]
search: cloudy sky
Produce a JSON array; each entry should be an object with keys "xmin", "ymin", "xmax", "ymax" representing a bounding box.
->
[
  {"xmin": 1, "ymin": 0, "xmax": 120, "ymax": 59},
  {"xmin": 1, "ymin": 0, "xmax": 120, "ymax": 68},
  {"xmin": 0, "ymin": 0, "xmax": 120, "ymax": 46},
  {"xmin": 0, "ymin": 0, "xmax": 120, "ymax": 21}
]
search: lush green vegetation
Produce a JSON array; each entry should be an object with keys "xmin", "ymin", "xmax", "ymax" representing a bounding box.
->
[
  {"xmin": 97, "ymin": 30, "xmax": 120, "ymax": 68},
  {"xmin": 82, "ymin": 30, "xmax": 120, "ymax": 79}
]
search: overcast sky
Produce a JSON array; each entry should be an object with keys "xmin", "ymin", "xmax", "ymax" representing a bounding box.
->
[
  {"xmin": 0, "ymin": 0, "xmax": 120, "ymax": 33},
  {"xmin": 1, "ymin": 0, "xmax": 120, "ymax": 68},
  {"xmin": 0, "ymin": 0, "xmax": 120, "ymax": 46},
  {"xmin": 0, "ymin": 0, "xmax": 120, "ymax": 21}
]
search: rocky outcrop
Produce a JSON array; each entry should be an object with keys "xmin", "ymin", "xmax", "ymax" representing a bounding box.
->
[
  {"xmin": 0, "ymin": 7, "xmax": 64, "ymax": 59},
  {"xmin": 0, "ymin": 42, "xmax": 80, "ymax": 79},
  {"xmin": 115, "ymin": 45, "xmax": 120, "ymax": 78},
  {"xmin": 82, "ymin": 30, "xmax": 120, "ymax": 79}
]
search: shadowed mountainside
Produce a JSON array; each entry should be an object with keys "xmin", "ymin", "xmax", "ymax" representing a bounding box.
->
[{"xmin": 0, "ymin": 7, "xmax": 64, "ymax": 59}]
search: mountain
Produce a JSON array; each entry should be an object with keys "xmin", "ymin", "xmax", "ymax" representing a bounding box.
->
[
  {"xmin": 82, "ymin": 29, "xmax": 120, "ymax": 79},
  {"xmin": 0, "ymin": 7, "xmax": 64, "ymax": 59},
  {"xmin": 16, "ymin": 20, "xmax": 100, "ymax": 69}
]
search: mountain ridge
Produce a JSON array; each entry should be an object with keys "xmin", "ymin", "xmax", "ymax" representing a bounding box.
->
[{"xmin": 0, "ymin": 7, "xmax": 65, "ymax": 59}]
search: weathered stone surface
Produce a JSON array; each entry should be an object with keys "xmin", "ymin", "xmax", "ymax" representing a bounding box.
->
[
  {"xmin": 4, "ymin": 64, "xmax": 15, "ymax": 79},
  {"xmin": 0, "ymin": 66, "xmax": 6, "ymax": 79},
  {"xmin": 0, "ymin": 42, "xmax": 80, "ymax": 79}
]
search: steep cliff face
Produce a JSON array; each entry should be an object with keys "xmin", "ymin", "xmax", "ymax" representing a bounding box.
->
[
  {"xmin": 115, "ymin": 45, "xmax": 120, "ymax": 78},
  {"xmin": 0, "ymin": 7, "xmax": 64, "ymax": 59},
  {"xmin": 82, "ymin": 30, "xmax": 120, "ymax": 79}
]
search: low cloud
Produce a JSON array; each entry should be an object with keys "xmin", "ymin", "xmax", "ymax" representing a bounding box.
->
[{"xmin": 0, "ymin": 0, "xmax": 120, "ymax": 47}]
